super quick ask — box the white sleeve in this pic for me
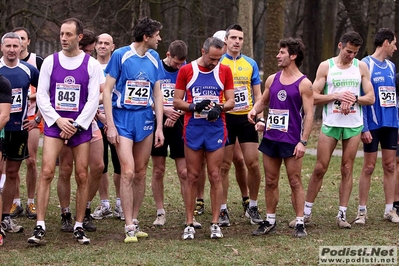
[36,55,61,127]
[74,58,101,130]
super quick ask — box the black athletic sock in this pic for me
[242,196,249,202]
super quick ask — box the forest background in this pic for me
[0,0,397,117]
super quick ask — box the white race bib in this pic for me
[161,83,175,106]
[378,86,396,107]
[55,83,81,112]
[193,95,219,119]
[124,80,150,106]
[266,109,289,132]
[230,86,249,112]
[11,88,23,113]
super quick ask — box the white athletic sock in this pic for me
[86,201,91,209]
[338,206,347,218]
[14,198,21,206]
[304,201,313,216]
[74,222,83,230]
[249,200,257,208]
[37,221,45,230]
[116,198,121,207]
[101,199,110,208]
[385,204,393,214]
[61,207,70,214]
[157,209,165,216]
[358,205,367,212]
[266,213,276,224]
[27,198,34,205]
[220,204,227,210]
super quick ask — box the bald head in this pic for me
[95,33,115,63]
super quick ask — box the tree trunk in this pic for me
[364,0,379,56]
[263,0,285,82]
[238,0,253,57]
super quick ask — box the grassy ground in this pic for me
[1,125,395,265]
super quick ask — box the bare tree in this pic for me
[238,0,253,57]
[263,0,285,81]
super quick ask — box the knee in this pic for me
[245,159,260,172]
[288,175,303,189]
[177,168,187,182]
[26,157,37,169]
[208,171,221,185]
[313,163,327,179]
[340,162,353,177]
[41,167,56,182]
[362,163,375,176]
[232,156,245,169]
[220,160,232,174]
[383,161,395,175]
[265,175,278,189]
[152,165,165,180]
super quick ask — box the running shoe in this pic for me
[252,221,276,236]
[210,224,223,239]
[242,199,250,214]
[133,222,148,238]
[194,201,204,216]
[153,213,166,226]
[218,208,231,227]
[182,225,195,240]
[10,203,23,218]
[73,227,90,244]
[336,211,351,229]
[83,212,97,232]
[124,226,138,243]
[114,205,125,221]
[384,208,399,223]
[26,203,37,219]
[192,217,202,229]
[354,210,367,225]
[292,223,307,238]
[61,212,74,232]
[91,205,113,220]
[27,225,46,245]
[1,216,23,233]
[289,214,312,228]
[245,206,263,224]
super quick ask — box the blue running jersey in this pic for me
[0,59,39,131]
[105,44,162,111]
[362,56,398,131]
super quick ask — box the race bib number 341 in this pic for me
[266,109,289,132]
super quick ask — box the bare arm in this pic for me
[358,61,375,106]
[299,79,314,142]
[248,74,274,124]
[173,89,190,111]
[252,83,263,118]
[223,88,235,112]
[0,103,10,130]
[153,80,165,148]
[103,74,118,145]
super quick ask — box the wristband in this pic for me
[256,117,265,124]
